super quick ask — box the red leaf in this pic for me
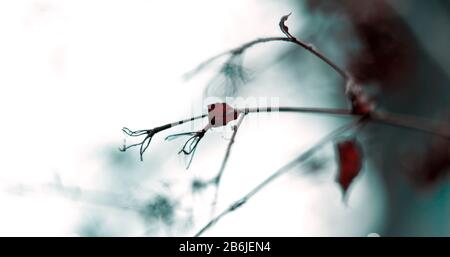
[207,103,239,127]
[336,139,363,198]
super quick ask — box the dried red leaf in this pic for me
[336,139,363,198]
[207,103,239,127]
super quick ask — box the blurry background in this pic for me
[0,0,448,236]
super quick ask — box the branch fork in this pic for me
[120,13,450,236]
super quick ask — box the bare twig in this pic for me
[184,13,349,83]
[183,37,286,80]
[242,107,450,138]
[370,112,450,137]
[242,106,352,116]
[210,112,247,217]
[194,117,368,237]
[121,107,450,161]
[120,114,207,161]
[184,36,348,81]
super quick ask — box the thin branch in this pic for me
[184,35,348,82]
[370,112,450,137]
[121,107,450,161]
[239,107,450,138]
[288,36,348,81]
[194,117,368,237]
[210,112,248,217]
[242,106,352,116]
[183,37,286,80]
[120,114,208,161]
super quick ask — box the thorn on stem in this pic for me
[279,13,295,39]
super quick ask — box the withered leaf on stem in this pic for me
[279,13,293,39]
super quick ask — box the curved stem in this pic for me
[184,36,348,82]
[287,36,349,80]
